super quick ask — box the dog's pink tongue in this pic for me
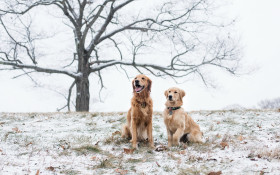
[135,87,142,92]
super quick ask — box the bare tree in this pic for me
[258,97,280,109]
[0,0,240,111]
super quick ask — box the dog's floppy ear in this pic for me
[147,78,152,92]
[132,79,135,91]
[164,90,168,97]
[180,89,186,98]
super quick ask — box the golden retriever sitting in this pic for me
[121,74,154,149]
[163,87,203,147]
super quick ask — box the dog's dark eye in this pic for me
[174,91,177,93]
[142,77,145,80]
[169,91,171,93]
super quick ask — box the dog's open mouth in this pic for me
[135,85,145,93]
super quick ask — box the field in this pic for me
[0,110,280,175]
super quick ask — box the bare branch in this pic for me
[12,70,37,79]
[0,60,79,78]
[81,0,112,46]
[67,80,76,111]
[87,0,135,54]
[159,0,204,25]
[57,104,67,112]
[108,37,123,60]
[0,0,58,15]
[63,53,77,68]
[89,59,115,65]
[54,1,78,28]
[98,18,157,44]
[56,80,76,112]
[90,60,192,78]
[97,70,105,101]
[0,17,37,64]
[65,0,78,20]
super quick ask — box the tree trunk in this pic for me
[75,75,90,111]
[75,50,90,112]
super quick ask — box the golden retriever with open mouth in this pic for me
[121,74,154,149]
[163,87,203,147]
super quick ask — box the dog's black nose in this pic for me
[168,95,172,100]
[135,80,139,84]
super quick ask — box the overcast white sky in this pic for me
[0,0,280,112]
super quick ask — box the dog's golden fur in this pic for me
[163,87,203,147]
[121,74,154,148]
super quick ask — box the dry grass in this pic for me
[96,159,112,169]
[250,146,280,160]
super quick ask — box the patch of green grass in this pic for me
[169,147,181,152]
[71,135,93,145]
[117,117,126,123]
[18,152,30,156]
[60,169,80,175]
[104,136,114,144]
[129,165,136,172]
[93,153,124,170]
[95,158,116,169]
[223,117,238,124]
[104,135,127,146]
[163,165,173,172]
[90,113,98,118]
[159,133,164,139]
[81,114,87,118]
[85,122,96,129]
[153,125,161,133]
[98,159,110,168]
[3,132,14,142]
[208,124,215,131]
[73,145,100,155]
[179,164,214,175]
[178,167,201,175]
[59,150,71,156]
[127,158,142,163]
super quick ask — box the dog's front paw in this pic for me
[150,143,155,149]
[167,143,172,148]
[172,140,180,147]
[132,143,138,149]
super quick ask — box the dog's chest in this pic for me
[140,104,149,116]
[164,110,184,131]
[132,102,151,122]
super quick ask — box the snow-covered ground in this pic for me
[0,110,280,175]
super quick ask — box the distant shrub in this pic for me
[223,104,246,110]
[258,97,280,109]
